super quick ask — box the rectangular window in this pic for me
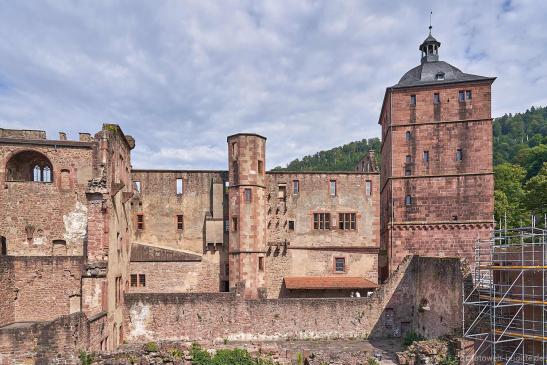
[410,94,416,106]
[130,274,137,287]
[244,188,252,203]
[456,148,463,161]
[339,213,356,230]
[258,160,263,174]
[232,217,238,232]
[176,178,183,195]
[313,213,331,230]
[423,151,429,162]
[405,155,411,163]
[405,195,412,206]
[134,181,141,193]
[177,215,184,230]
[335,258,345,272]
[137,214,144,230]
[258,257,264,271]
[278,185,286,199]
[459,91,465,102]
[365,180,372,196]
[330,180,337,196]
[433,93,440,104]
[288,220,295,231]
[293,180,299,194]
[139,274,146,287]
[405,168,411,176]
[466,90,472,100]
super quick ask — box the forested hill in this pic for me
[271,138,381,172]
[272,106,547,227]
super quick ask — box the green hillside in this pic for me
[273,106,547,227]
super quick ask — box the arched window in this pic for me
[6,150,53,182]
[405,195,412,206]
[1,236,6,255]
[33,165,42,181]
[43,166,51,182]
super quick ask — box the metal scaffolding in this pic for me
[463,222,547,364]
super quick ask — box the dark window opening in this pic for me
[405,131,411,141]
[456,148,463,161]
[139,274,146,287]
[339,213,356,230]
[221,281,229,292]
[293,180,299,194]
[232,217,238,232]
[313,213,331,230]
[258,160,263,174]
[130,274,138,287]
[177,215,184,230]
[335,257,345,272]
[466,90,472,100]
[244,188,252,203]
[405,168,412,176]
[288,220,295,231]
[410,95,416,106]
[433,93,440,104]
[459,91,465,102]
[137,214,144,230]
[423,151,429,162]
[435,72,445,80]
[1,236,6,256]
[405,195,412,206]
[258,257,264,271]
[405,155,411,163]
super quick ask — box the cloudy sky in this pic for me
[0,0,546,169]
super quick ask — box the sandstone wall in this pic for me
[124,257,464,343]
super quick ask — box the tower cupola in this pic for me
[419,26,441,64]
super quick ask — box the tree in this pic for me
[494,163,529,227]
[523,162,547,221]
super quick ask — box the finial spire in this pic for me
[429,11,432,34]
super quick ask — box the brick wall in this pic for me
[0,256,84,323]
[124,256,464,343]
[0,312,89,365]
[0,259,15,327]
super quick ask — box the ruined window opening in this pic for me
[456,148,463,161]
[459,91,465,102]
[139,274,146,287]
[329,180,337,196]
[405,155,411,163]
[405,195,412,206]
[176,178,183,195]
[244,188,252,203]
[288,220,295,231]
[232,162,239,185]
[137,214,144,230]
[423,151,429,162]
[365,180,372,196]
[335,257,345,272]
[221,281,229,292]
[134,181,141,193]
[433,93,440,104]
[232,217,238,232]
[278,185,286,199]
[258,257,264,271]
[130,274,138,287]
[258,160,263,174]
[177,215,184,230]
[410,95,416,106]
[313,213,331,230]
[1,236,6,255]
[339,213,356,230]
[6,150,53,182]
[405,131,411,141]
[232,142,238,159]
[293,180,299,194]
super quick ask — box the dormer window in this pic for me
[435,72,445,81]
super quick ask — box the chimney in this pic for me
[59,132,67,141]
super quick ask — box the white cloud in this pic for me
[0,0,545,169]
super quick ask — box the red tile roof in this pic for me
[284,276,378,290]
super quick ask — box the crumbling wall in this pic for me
[0,312,90,365]
[124,257,464,343]
[7,256,84,323]
[0,258,15,327]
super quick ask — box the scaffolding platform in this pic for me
[463,224,547,365]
